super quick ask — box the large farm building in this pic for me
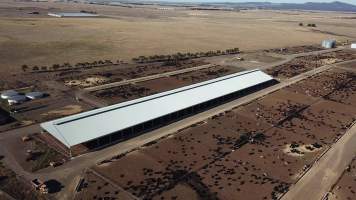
[41,69,277,156]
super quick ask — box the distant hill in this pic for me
[226,1,356,12]
[271,1,356,12]
[104,1,356,12]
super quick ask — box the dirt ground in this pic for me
[3,93,90,124]
[204,51,284,70]
[60,60,208,89]
[91,68,356,200]
[92,65,242,105]
[74,170,135,200]
[265,50,356,79]
[1,131,66,172]
[329,157,356,200]
[264,45,324,55]
[336,60,356,70]
[0,159,45,200]
[285,68,355,99]
[0,0,355,75]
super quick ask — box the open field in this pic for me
[0,0,356,74]
[91,68,356,199]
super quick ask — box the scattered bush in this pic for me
[307,23,316,27]
[132,48,240,64]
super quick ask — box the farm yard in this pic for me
[85,68,356,200]
[0,128,68,173]
[3,44,353,127]
[0,60,212,128]
[0,157,45,200]
[265,50,356,79]
[92,65,242,105]
[0,0,356,199]
[74,170,135,200]
[61,60,208,89]
[0,34,354,200]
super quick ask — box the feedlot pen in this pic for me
[82,68,356,200]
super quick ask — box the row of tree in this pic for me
[21,47,241,72]
[21,59,121,72]
[299,22,317,27]
[132,48,240,64]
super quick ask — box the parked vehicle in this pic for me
[31,179,49,194]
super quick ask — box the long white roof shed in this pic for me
[41,69,274,148]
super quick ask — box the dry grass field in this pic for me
[0,0,356,74]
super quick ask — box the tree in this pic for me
[52,64,60,70]
[63,62,72,68]
[299,22,303,26]
[32,66,39,71]
[21,64,28,72]
[98,60,104,65]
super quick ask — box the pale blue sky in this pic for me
[143,0,356,5]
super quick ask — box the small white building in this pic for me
[48,12,99,18]
[351,43,356,49]
[1,90,19,100]
[26,92,45,100]
[7,95,27,105]
[322,39,336,49]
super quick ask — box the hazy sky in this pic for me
[144,0,356,5]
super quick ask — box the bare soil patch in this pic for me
[329,157,356,200]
